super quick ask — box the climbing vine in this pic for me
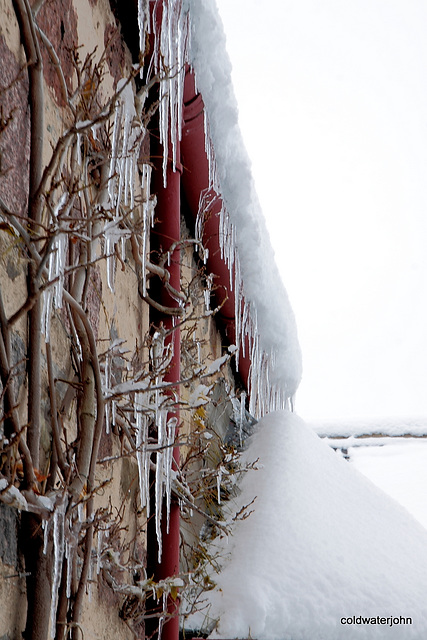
[0,2,254,639]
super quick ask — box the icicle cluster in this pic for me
[140,164,156,298]
[42,194,69,342]
[110,331,179,563]
[41,497,91,635]
[105,79,144,292]
[41,78,153,345]
[43,497,67,638]
[137,0,301,417]
[149,0,189,185]
[151,329,178,561]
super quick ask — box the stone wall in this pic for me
[0,1,244,638]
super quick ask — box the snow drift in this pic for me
[187,411,427,639]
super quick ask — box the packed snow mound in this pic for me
[189,411,427,639]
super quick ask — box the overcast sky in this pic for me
[214,0,427,421]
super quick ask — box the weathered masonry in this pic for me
[0,1,301,639]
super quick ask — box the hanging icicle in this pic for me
[49,497,67,638]
[135,392,151,516]
[42,193,70,343]
[104,79,143,292]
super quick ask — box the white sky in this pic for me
[215,0,427,421]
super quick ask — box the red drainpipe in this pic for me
[149,1,181,632]
[150,136,181,638]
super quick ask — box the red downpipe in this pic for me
[149,3,181,635]
[150,135,181,638]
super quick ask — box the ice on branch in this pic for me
[42,193,69,343]
[105,79,145,292]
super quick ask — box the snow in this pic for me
[186,0,302,413]
[186,411,427,639]
[312,415,427,438]
[349,440,427,531]
[0,478,28,511]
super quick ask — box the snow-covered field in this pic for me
[187,411,427,639]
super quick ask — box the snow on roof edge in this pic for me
[311,414,427,438]
[185,0,303,411]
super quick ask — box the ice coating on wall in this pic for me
[143,0,302,416]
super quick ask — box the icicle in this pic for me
[203,112,220,194]
[49,498,67,638]
[104,349,111,433]
[195,207,203,252]
[155,448,164,561]
[249,331,259,417]
[204,273,213,313]
[96,529,103,575]
[150,0,189,187]
[65,522,75,598]
[42,289,53,343]
[139,164,154,297]
[154,403,168,562]
[234,258,242,371]
[135,393,150,516]
[42,194,68,342]
[229,230,235,292]
[104,78,143,291]
[115,106,132,213]
[108,100,122,204]
[164,417,177,533]
[141,202,149,297]
[129,153,136,211]
[76,133,82,166]
[158,610,165,640]
[217,467,222,505]
[239,391,246,447]
[42,518,50,555]
[65,551,72,599]
[104,218,131,292]
[137,0,150,72]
